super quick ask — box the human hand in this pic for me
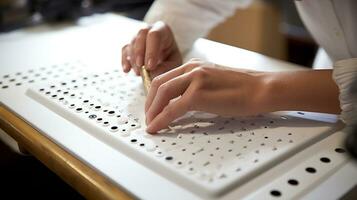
[121,21,182,77]
[145,59,272,133]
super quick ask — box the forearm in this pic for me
[261,69,341,114]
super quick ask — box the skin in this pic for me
[122,21,341,134]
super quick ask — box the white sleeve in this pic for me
[144,0,252,54]
[333,58,357,125]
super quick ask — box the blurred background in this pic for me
[0,0,318,66]
[0,0,321,199]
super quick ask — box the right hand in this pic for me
[121,21,183,78]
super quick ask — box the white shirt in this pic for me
[144,0,357,125]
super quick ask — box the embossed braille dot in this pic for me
[306,167,316,173]
[320,157,330,163]
[335,148,346,153]
[288,179,299,186]
[111,126,118,131]
[165,156,173,161]
[89,114,97,119]
[270,190,281,197]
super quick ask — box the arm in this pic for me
[145,60,342,133]
[264,69,341,114]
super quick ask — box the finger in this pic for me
[145,60,202,111]
[146,73,192,124]
[121,45,131,73]
[146,95,189,134]
[149,60,180,78]
[145,22,166,70]
[129,37,140,76]
[145,64,186,112]
[134,28,149,68]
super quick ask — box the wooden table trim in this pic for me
[0,106,133,200]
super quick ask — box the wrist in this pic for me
[255,72,282,113]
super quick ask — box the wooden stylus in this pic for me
[140,66,151,95]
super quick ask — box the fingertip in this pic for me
[134,68,140,76]
[136,55,143,68]
[146,58,155,70]
[146,123,157,134]
[146,128,156,134]
[123,67,130,73]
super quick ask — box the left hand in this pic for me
[145,59,271,133]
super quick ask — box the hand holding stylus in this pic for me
[121,21,182,78]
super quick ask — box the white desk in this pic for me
[0,14,356,200]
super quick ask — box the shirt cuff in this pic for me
[332,58,357,125]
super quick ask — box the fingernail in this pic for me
[147,58,153,69]
[123,64,128,72]
[146,124,153,133]
[136,56,142,67]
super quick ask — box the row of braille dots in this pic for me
[168,127,295,152]
[80,69,129,85]
[0,64,81,89]
[57,77,97,90]
[156,140,257,179]
[55,72,114,90]
[150,133,296,181]
[38,87,139,136]
[147,138,231,181]
[145,117,290,182]
[269,147,346,198]
[127,121,274,182]
[125,132,200,177]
